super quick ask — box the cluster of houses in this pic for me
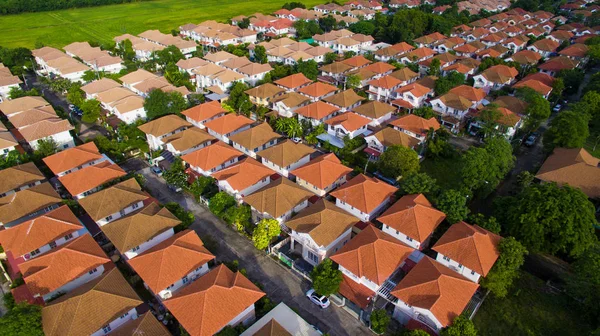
[114,30,197,61]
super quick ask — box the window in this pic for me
[443,256,451,262]
[102,325,112,333]
[132,246,140,252]
[88,268,98,275]
[63,144,69,149]
[406,236,413,242]
[120,312,129,319]
[458,264,463,269]
[49,241,57,249]
[105,215,113,222]
[30,249,41,257]
[307,250,319,263]
[64,233,73,241]
[131,202,139,210]
[182,276,189,284]
[471,270,476,275]
[120,209,126,216]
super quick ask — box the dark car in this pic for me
[524,132,539,147]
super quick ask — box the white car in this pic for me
[291,137,302,143]
[306,289,330,309]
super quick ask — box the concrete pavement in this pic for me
[136,165,372,336]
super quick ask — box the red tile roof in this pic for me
[330,174,397,214]
[291,153,353,189]
[43,142,103,175]
[211,157,275,193]
[182,101,227,123]
[203,114,254,136]
[181,141,242,172]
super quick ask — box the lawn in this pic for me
[473,272,592,336]
[0,0,324,49]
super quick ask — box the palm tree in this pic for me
[274,117,287,134]
[287,119,303,138]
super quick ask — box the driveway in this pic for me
[136,165,372,336]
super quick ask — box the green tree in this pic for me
[189,176,215,201]
[345,74,361,90]
[143,89,187,120]
[310,259,343,296]
[567,244,600,324]
[252,218,281,250]
[34,138,58,157]
[66,82,85,107]
[557,69,584,95]
[0,303,43,336]
[164,202,195,232]
[0,150,29,169]
[82,70,98,82]
[497,183,598,258]
[209,192,236,218]
[434,71,465,95]
[480,237,528,298]
[412,106,436,119]
[428,57,441,76]
[8,87,40,99]
[436,189,470,224]
[468,213,501,234]
[370,309,390,334]
[461,137,514,194]
[544,110,590,151]
[225,204,252,231]
[324,52,338,64]
[294,20,323,39]
[478,104,503,137]
[80,98,101,123]
[399,172,438,196]
[400,330,431,336]
[226,81,252,115]
[154,45,185,68]
[440,314,477,336]
[253,45,268,64]
[295,59,319,80]
[49,78,73,93]
[238,17,250,29]
[378,145,420,179]
[163,158,188,189]
[516,88,551,130]
[319,15,338,32]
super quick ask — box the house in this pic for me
[128,230,214,300]
[319,62,354,84]
[330,225,414,312]
[538,56,579,76]
[212,158,275,200]
[473,65,518,91]
[274,73,313,92]
[245,83,286,106]
[367,75,403,101]
[389,114,441,142]
[292,153,353,196]
[513,77,552,98]
[389,68,419,86]
[390,256,479,334]
[0,162,45,198]
[19,234,111,303]
[257,139,315,177]
[182,141,244,176]
[448,85,487,107]
[505,49,542,66]
[527,39,560,59]
[163,265,265,336]
[285,199,357,265]
[120,69,158,90]
[112,96,147,124]
[138,114,192,151]
[230,122,280,158]
[0,96,47,117]
[391,83,433,111]
[0,182,62,227]
[0,64,22,99]
[58,161,126,199]
[352,101,396,127]
[322,89,364,112]
[17,115,75,151]
[430,93,472,130]
[109,312,170,335]
[240,303,322,336]
[364,127,420,158]
[0,205,85,279]
[271,92,311,118]
[378,194,446,250]
[41,268,142,336]
[295,101,340,126]
[238,63,273,86]
[323,112,370,146]
[433,221,502,283]
[242,178,313,224]
[535,147,600,199]
[298,82,339,102]
[162,127,216,156]
[78,178,149,227]
[330,174,397,222]
[43,142,108,177]
[559,43,590,62]
[0,125,18,155]
[203,113,254,144]
[182,100,227,129]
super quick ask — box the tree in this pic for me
[428,58,441,76]
[478,104,503,137]
[143,89,187,120]
[189,176,215,201]
[49,78,73,93]
[345,74,361,90]
[252,218,281,250]
[0,303,43,336]
[544,110,590,151]
[436,189,470,224]
[34,138,58,157]
[225,81,252,115]
[164,202,195,232]
[497,183,598,258]
[434,71,465,95]
[0,150,29,169]
[400,330,431,336]
[440,314,477,336]
[349,20,376,36]
[80,98,101,123]
[412,106,436,119]
[253,45,268,64]
[324,52,338,64]
[225,205,252,231]
[319,15,338,32]
[209,192,236,218]
[163,158,188,189]
[0,47,32,75]
[378,145,420,179]
[516,88,551,130]
[461,137,515,194]
[238,17,250,29]
[294,20,323,40]
[282,2,306,10]
[310,259,343,296]
[295,59,319,80]
[369,309,390,334]
[9,87,40,99]
[66,83,85,107]
[399,172,438,196]
[480,237,528,298]
[154,45,185,68]
[557,69,584,95]
[82,70,98,82]
[468,213,501,234]
[567,245,600,324]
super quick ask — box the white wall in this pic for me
[261,154,310,178]
[392,300,442,334]
[382,224,422,250]
[339,264,381,293]
[291,228,351,266]
[123,228,175,260]
[90,307,138,336]
[435,253,481,283]
[22,229,83,261]
[41,264,105,302]
[218,177,271,201]
[335,197,390,222]
[0,180,43,198]
[96,200,144,226]
[114,107,147,125]
[30,131,74,151]
[155,262,210,300]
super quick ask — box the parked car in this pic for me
[553,104,562,113]
[151,166,163,176]
[168,184,183,193]
[306,289,330,309]
[68,104,75,111]
[291,137,302,143]
[524,132,539,147]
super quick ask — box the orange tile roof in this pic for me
[291,153,352,189]
[536,147,600,198]
[43,142,103,175]
[285,199,358,246]
[390,68,419,82]
[331,225,413,285]
[330,174,397,214]
[367,75,402,90]
[394,83,431,98]
[297,82,339,98]
[78,178,148,222]
[203,113,254,136]
[274,73,313,89]
[559,43,589,58]
[482,64,518,83]
[391,256,479,327]
[20,234,110,296]
[371,128,421,149]
[338,274,375,309]
[532,38,559,52]
[513,79,552,96]
[244,83,286,99]
[378,194,446,242]
[211,158,275,193]
[448,85,487,102]
[181,101,227,123]
[295,101,339,120]
[390,114,440,137]
[58,161,126,196]
[324,112,371,132]
[163,265,264,336]
[362,61,396,74]
[128,230,214,294]
[352,101,395,120]
[181,141,242,171]
[433,221,502,276]
[341,55,372,68]
[538,56,578,72]
[0,205,82,257]
[109,312,170,336]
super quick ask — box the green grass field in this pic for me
[0,0,324,49]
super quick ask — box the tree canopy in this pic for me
[480,237,528,298]
[440,314,477,336]
[80,98,101,123]
[209,192,237,218]
[378,145,420,179]
[435,189,470,224]
[399,172,439,196]
[0,303,43,336]
[295,59,319,80]
[516,87,551,130]
[163,158,188,189]
[434,71,465,95]
[252,218,281,250]
[461,137,515,194]
[567,244,600,326]
[543,110,590,151]
[310,259,343,296]
[143,89,187,120]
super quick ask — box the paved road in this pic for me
[131,162,371,336]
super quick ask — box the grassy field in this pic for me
[473,272,592,336]
[0,0,324,49]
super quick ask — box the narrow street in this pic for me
[127,161,372,336]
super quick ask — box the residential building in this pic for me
[138,114,192,151]
[0,64,22,99]
[108,312,170,335]
[128,230,214,300]
[295,101,340,126]
[433,221,502,283]
[271,92,311,118]
[163,265,265,336]
[182,100,227,129]
[389,114,441,142]
[473,64,519,91]
[120,69,158,90]
[257,139,315,177]
[100,202,180,259]
[0,125,18,155]
[364,127,420,158]
[212,158,275,200]
[245,83,286,106]
[240,303,321,336]
[0,162,45,198]
[323,112,371,146]
[274,73,313,92]
[527,39,560,59]
[43,142,109,177]
[292,153,352,196]
[182,140,243,176]
[58,162,126,199]
[330,174,397,222]
[378,194,446,250]
[41,268,142,336]
[0,182,62,227]
[242,178,313,224]
[298,82,339,102]
[367,75,403,102]
[538,56,579,76]
[229,123,280,159]
[322,89,364,112]
[469,106,522,139]
[162,127,216,156]
[203,113,254,144]
[79,178,148,226]
[285,199,357,265]
[352,101,396,127]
